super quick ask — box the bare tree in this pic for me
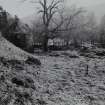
[59,7,85,47]
[65,11,98,47]
[22,0,65,51]
[84,12,98,44]
[31,18,44,46]
[38,0,65,51]
[31,6,85,49]
[99,15,105,47]
[22,0,87,51]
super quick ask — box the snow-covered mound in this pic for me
[0,33,40,62]
[0,33,42,105]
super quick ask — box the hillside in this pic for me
[0,33,42,105]
[0,33,40,61]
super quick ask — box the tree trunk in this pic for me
[43,34,48,52]
[66,40,69,48]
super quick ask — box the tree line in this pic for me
[0,0,105,53]
[0,6,33,52]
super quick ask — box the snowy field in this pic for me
[37,50,105,105]
[1,42,105,105]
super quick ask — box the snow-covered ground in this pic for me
[1,34,105,105]
[37,50,105,105]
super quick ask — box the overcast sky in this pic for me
[0,0,105,18]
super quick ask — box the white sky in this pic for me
[0,0,105,18]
